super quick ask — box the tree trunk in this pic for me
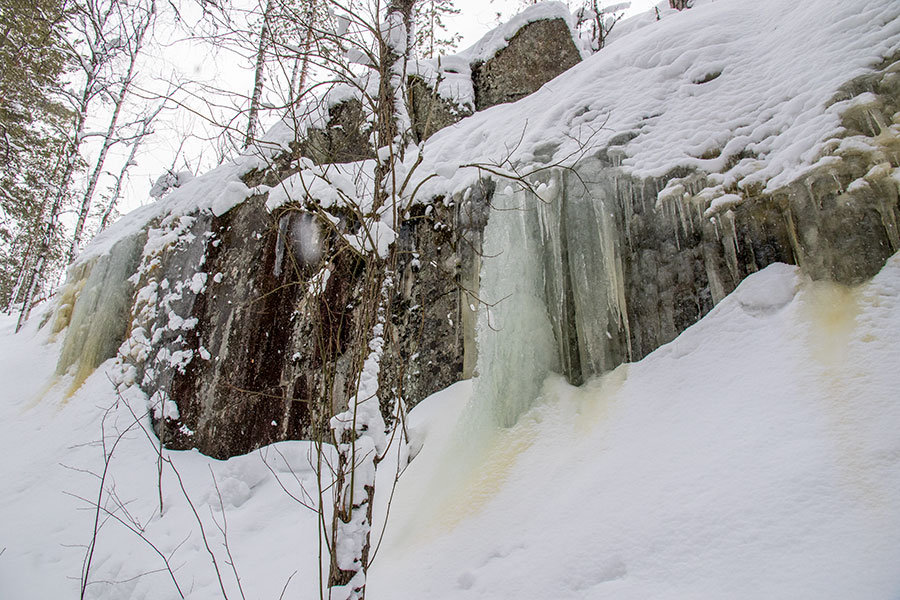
[244,0,274,149]
[99,131,139,231]
[68,2,153,260]
[67,77,129,260]
[373,0,415,212]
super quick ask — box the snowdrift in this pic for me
[3,253,900,599]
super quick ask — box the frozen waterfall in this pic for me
[469,163,638,430]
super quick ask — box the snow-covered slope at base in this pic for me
[368,258,900,600]
[2,256,900,598]
[0,310,326,599]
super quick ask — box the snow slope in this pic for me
[3,0,900,598]
[0,308,327,599]
[410,0,900,203]
[369,258,900,599]
[3,257,900,598]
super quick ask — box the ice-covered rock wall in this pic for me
[46,0,900,458]
[44,10,578,458]
[472,49,900,406]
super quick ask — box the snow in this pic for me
[456,1,578,64]
[368,257,900,600]
[6,254,900,598]
[74,157,258,266]
[407,0,900,203]
[410,55,475,111]
[4,1,900,598]
[0,308,329,599]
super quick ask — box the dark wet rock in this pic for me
[120,182,492,458]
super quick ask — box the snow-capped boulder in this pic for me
[471,16,582,110]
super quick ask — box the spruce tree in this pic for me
[0,0,74,308]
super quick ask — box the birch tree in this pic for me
[98,99,167,231]
[244,0,275,148]
[16,0,156,328]
[280,1,419,597]
[68,0,156,261]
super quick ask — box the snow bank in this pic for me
[0,309,328,599]
[5,253,900,598]
[368,256,900,600]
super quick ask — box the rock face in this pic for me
[471,18,582,111]
[64,178,490,459]
[407,75,473,143]
[48,19,900,459]
[48,13,584,459]
[299,99,373,164]
[300,16,582,151]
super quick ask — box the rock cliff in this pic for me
[48,0,900,458]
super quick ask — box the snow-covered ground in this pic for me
[3,0,900,597]
[3,255,900,599]
[0,308,325,599]
[370,258,900,599]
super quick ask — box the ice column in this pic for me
[55,232,145,392]
[470,183,559,428]
[562,167,632,381]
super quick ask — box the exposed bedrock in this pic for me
[48,45,900,459]
[71,184,489,459]
[471,18,582,111]
[298,15,581,159]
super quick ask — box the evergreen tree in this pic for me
[0,0,74,307]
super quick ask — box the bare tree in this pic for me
[69,0,157,261]
[244,0,275,148]
[98,99,167,230]
[574,1,628,52]
[17,0,156,329]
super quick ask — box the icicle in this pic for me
[804,178,820,210]
[877,190,900,252]
[721,209,740,283]
[783,207,805,271]
[537,172,580,383]
[562,170,632,380]
[831,171,845,194]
